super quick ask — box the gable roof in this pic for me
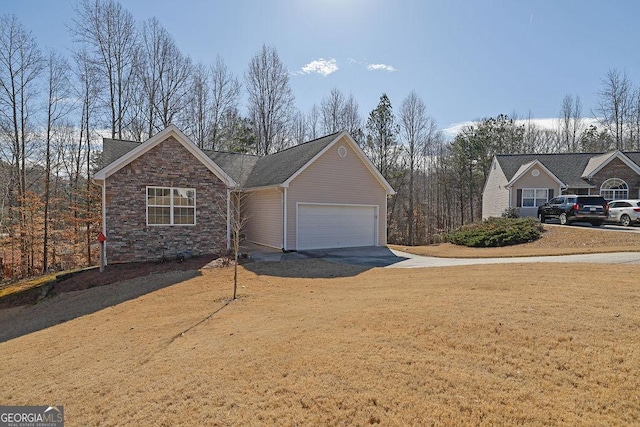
[93,124,237,187]
[507,159,566,188]
[280,131,395,194]
[581,151,640,178]
[496,151,640,189]
[242,132,340,188]
[95,127,395,194]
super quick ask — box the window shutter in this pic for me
[549,189,554,200]
[516,189,522,207]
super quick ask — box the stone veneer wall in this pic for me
[592,157,640,197]
[104,136,227,262]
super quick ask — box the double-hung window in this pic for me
[147,187,195,225]
[522,188,548,207]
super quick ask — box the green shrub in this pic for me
[447,217,544,247]
[501,207,520,218]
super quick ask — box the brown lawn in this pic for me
[391,224,640,258]
[1,256,639,425]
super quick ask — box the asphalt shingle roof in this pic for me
[101,138,142,167]
[100,132,342,189]
[241,132,340,188]
[496,151,640,189]
[205,151,259,186]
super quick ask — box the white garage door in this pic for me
[297,204,377,250]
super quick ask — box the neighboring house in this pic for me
[482,150,640,219]
[93,125,395,263]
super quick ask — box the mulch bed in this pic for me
[0,254,218,309]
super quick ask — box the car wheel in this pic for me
[621,214,631,227]
[538,213,546,223]
[559,213,568,225]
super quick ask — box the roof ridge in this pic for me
[262,131,342,157]
[205,149,259,157]
[103,137,142,144]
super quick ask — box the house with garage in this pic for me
[482,150,640,219]
[93,125,395,263]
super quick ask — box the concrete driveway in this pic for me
[244,244,640,268]
[544,221,640,234]
[385,249,640,268]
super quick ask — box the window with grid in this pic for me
[522,188,549,207]
[600,178,628,201]
[147,187,195,225]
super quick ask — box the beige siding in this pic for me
[285,136,388,249]
[511,167,560,217]
[482,159,509,219]
[244,188,283,248]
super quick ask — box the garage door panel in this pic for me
[298,204,376,250]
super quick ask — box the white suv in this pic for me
[607,199,640,226]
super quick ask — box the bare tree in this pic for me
[320,88,345,134]
[343,93,363,143]
[228,190,250,300]
[43,49,73,272]
[399,91,434,245]
[73,48,100,265]
[558,94,584,152]
[71,0,138,139]
[290,109,308,145]
[319,89,362,140]
[523,117,559,154]
[137,17,163,138]
[136,17,192,133]
[596,69,633,150]
[628,88,640,149]
[307,104,320,140]
[210,56,241,150]
[155,41,191,129]
[0,14,43,275]
[182,63,211,148]
[245,45,294,155]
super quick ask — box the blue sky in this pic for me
[4,0,640,137]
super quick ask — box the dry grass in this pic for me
[0,269,85,299]
[1,259,639,426]
[391,224,640,258]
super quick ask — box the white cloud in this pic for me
[442,121,477,138]
[367,63,397,72]
[442,117,600,139]
[297,58,338,77]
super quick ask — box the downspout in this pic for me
[282,187,287,250]
[383,195,387,246]
[102,182,107,265]
[226,189,231,250]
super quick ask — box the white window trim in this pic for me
[146,186,196,226]
[600,178,628,201]
[521,188,549,208]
